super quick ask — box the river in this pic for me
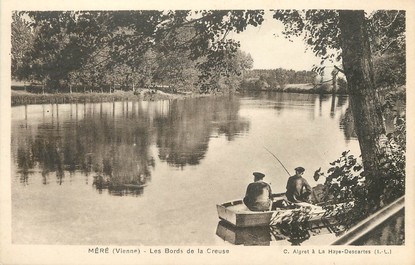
[11,92,361,246]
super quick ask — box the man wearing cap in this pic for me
[286,167,312,203]
[243,172,273,211]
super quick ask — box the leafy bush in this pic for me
[377,116,405,205]
[314,116,406,228]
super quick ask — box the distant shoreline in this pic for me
[11,88,349,106]
[11,89,195,106]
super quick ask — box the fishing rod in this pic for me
[263,146,291,177]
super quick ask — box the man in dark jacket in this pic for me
[243,172,273,211]
[286,167,312,203]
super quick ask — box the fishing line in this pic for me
[263,146,292,177]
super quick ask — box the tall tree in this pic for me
[273,10,405,208]
[337,11,387,204]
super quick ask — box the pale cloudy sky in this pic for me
[230,15,323,71]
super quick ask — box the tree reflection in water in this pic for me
[17,146,34,185]
[12,97,249,195]
[155,96,249,168]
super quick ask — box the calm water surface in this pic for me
[11,92,360,245]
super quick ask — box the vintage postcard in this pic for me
[1,0,414,264]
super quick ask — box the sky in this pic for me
[229,15,324,72]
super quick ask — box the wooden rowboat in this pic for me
[216,193,329,227]
[216,218,342,245]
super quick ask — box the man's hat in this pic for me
[295,167,305,173]
[253,172,265,179]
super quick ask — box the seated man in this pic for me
[286,166,312,203]
[243,172,272,211]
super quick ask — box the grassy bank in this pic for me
[11,89,190,106]
[241,83,348,94]
[278,83,336,94]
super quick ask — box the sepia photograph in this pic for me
[1,1,414,264]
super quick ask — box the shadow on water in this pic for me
[155,96,249,168]
[13,94,397,197]
[12,96,250,196]
[243,91,349,124]
[93,175,147,197]
[216,218,345,246]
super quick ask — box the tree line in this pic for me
[241,68,319,91]
[11,11,257,94]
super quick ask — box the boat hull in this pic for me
[216,196,327,227]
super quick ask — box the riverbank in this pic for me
[11,89,193,106]
[241,83,347,94]
[12,85,344,106]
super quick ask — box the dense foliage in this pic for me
[12,10,404,95]
[241,68,318,90]
[313,113,405,227]
[11,10,259,93]
[370,11,406,94]
[272,10,405,83]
